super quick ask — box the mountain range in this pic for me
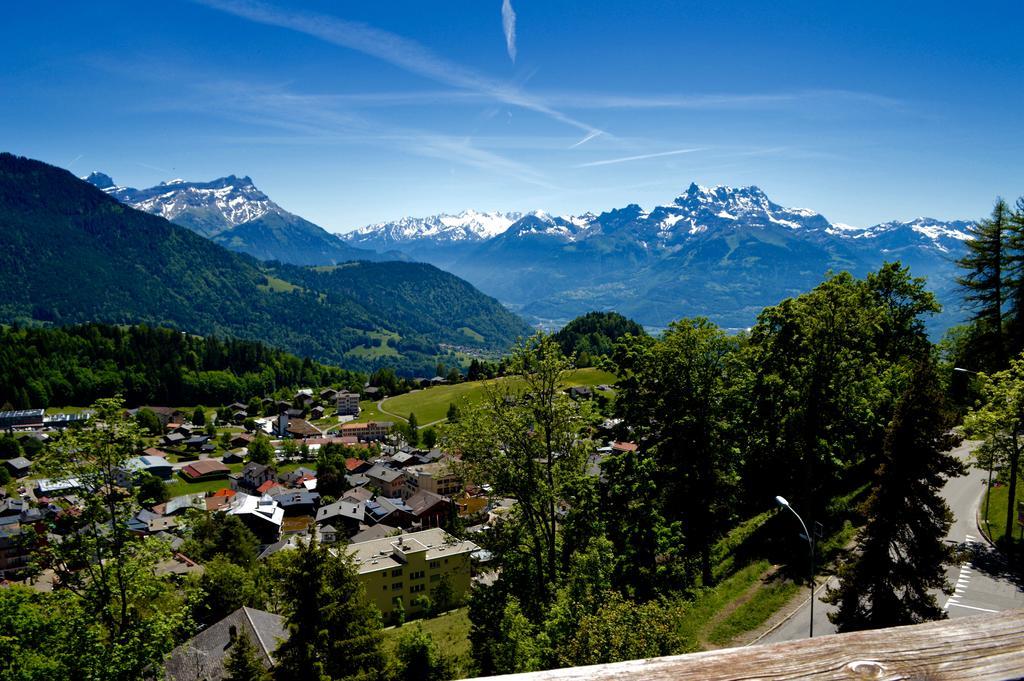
[1,153,530,375]
[84,172,396,266]
[342,184,973,332]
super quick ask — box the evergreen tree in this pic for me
[1005,196,1024,355]
[446,403,460,423]
[407,412,419,447]
[391,624,456,681]
[273,538,385,681]
[225,631,269,681]
[192,406,207,426]
[825,361,964,631]
[956,198,1011,370]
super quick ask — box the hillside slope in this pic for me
[0,154,530,373]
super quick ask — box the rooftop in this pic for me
[346,527,478,575]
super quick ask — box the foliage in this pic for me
[273,538,386,681]
[611,318,740,588]
[0,153,530,378]
[737,264,938,528]
[826,360,964,631]
[962,355,1024,550]
[248,433,274,466]
[0,322,362,408]
[31,398,187,679]
[956,198,1011,370]
[390,624,457,681]
[225,631,271,681]
[180,511,261,567]
[136,471,170,506]
[552,311,645,365]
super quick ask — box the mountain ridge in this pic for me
[85,171,396,266]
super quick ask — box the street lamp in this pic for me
[776,495,815,638]
[953,367,980,375]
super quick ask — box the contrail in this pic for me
[501,0,517,63]
[575,147,703,168]
[570,130,603,148]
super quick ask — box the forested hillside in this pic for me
[0,324,363,408]
[0,154,530,375]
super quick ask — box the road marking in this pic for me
[947,602,998,613]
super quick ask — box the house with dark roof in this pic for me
[315,499,365,536]
[406,489,455,529]
[272,489,320,516]
[163,607,288,681]
[285,418,321,439]
[236,462,275,492]
[4,456,31,479]
[365,497,415,528]
[365,463,406,497]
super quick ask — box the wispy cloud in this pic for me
[67,153,83,167]
[575,147,704,168]
[570,130,603,148]
[194,0,601,135]
[542,89,906,111]
[501,0,517,63]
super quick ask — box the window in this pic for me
[383,585,388,590]
[392,582,403,591]
[410,570,425,580]
[391,568,403,577]
[410,584,425,593]
[429,560,440,569]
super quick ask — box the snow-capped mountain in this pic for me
[345,209,524,247]
[85,173,387,266]
[343,183,973,333]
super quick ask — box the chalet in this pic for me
[127,508,176,535]
[236,462,275,492]
[271,489,320,516]
[320,388,339,401]
[231,410,248,424]
[340,420,393,442]
[345,458,372,475]
[319,497,372,532]
[163,432,186,447]
[285,418,322,439]
[133,406,186,429]
[228,493,284,543]
[365,497,415,528]
[221,450,245,464]
[184,435,210,451]
[365,463,406,497]
[227,402,248,413]
[362,386,381,400]
[180,460,229,481]
[335,390,361,416]
[406,489,454,528]
[309,405,325,420]
[163,607,288,681]
[4,456,31,479]
[231,433,255,448]
[281,467,316,486]
[403,461,461,498]
[274,400,292,413]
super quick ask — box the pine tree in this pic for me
[225,632,268,681]
[273,539,385,681]
[407,412,419,446]
[825,361,965,631]
[956,198,1011,370]
[1004,197,1024,355]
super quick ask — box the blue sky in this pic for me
[3,1,1022,231]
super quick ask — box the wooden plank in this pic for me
[463,609,1024,681]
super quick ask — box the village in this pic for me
[0,376,625,678]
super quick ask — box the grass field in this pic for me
[982,482,1024,548]
[165,476,232,497]
[352,400,391,423]
[383,607,472,674]
[378,367,618,424]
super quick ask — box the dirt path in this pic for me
[699,565,779,650]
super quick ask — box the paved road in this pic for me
[760,439,1024,644]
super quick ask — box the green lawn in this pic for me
[982,482,1024,548]
[165,476,232,498]
[378,367,618,425]
[383,607,472,674]
[353,400,391,424]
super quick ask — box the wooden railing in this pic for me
[463,609,1024,680]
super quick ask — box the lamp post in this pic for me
[776,495,815,638]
